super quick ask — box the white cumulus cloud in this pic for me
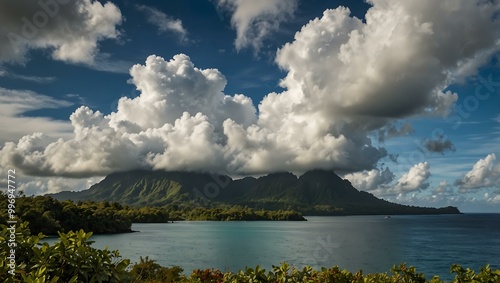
[343,167,395,192]
[456,154,500,191]
[217,0,298,53]
[0,0,122,64]
[0,54,257,177]
[395,162,431,193]
[344,163,430,196]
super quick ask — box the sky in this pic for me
[0,0,499,212]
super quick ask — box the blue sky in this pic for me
[0,0,499,212]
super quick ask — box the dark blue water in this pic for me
[45,214,500,279]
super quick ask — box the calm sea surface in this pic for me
[46,214,500,279]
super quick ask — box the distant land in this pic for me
[49,169,460,215]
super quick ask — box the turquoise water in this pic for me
[45,214,500,279]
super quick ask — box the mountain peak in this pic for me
[49,170,460,215]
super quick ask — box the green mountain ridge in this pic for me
[49,169,460,215]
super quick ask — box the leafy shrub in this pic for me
[0,222,130,283]
[449,264,500,283]
[129,256,183,283]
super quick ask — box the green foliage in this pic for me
[169,263,500,283]
[115,205,170,223]
[129,256,183,283]
[189,268,226,282]
[0,222,130,283]
[0,223,498,283]
[0,193,174,235]
[450,264,500,283]
[167,205,305,221]
[390,264,427,283]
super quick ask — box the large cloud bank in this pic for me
[1,0,499,179]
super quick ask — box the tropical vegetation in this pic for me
[0,193,305,235]
[1,222,498,283]
[169,205,305,221]
[49,169,460,216]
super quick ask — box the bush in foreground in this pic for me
[1,223,499,283]
[0,222,130,282]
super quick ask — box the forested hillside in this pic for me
[50,169,460,215]
[0,193,305,235]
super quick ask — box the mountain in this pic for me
[49,169,460,215]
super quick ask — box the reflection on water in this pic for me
[44,214,500,280]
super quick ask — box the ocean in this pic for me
[45,214,500,280]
